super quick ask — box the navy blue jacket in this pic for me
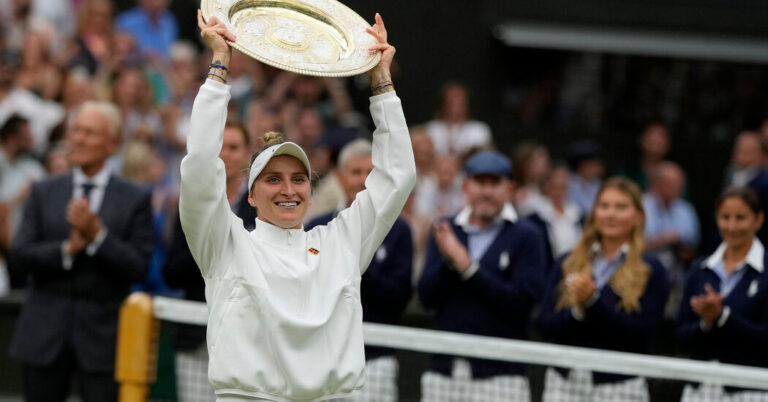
[418,216,546,378]
[676,256,768,370]
[538,253,669,383]
[748,170,768,245]
[307,212,413,360]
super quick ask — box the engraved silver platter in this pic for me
[200,0,381,77]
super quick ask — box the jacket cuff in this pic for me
[461,261,480,280]
[369,91,398,103]
[716,306,731,328]
[571,307,585,321]
[204,78,230,91]
[61,242,73,270]
[85,228,108,256]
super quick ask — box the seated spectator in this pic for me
[307,139,413,402]
[539,177,669,402]
[113,67,163,144]
[512,141,550,216]
[245,99,282,152]
[643,161,700,317]
[163,121,255,402]
[566,139,604,217]
[17,29,62,100]
[527,164,583,271]
[620,122,671,190]
[291,106,332,179]
[304,127,360,222]
[414,154,465,222]
[426,82,492,158]
[411,125,436,179]
[115,0,178,62]
[677,187,768,402]
[44,142,70,175]
[419,151,546,402]
[0,115,45,239]
[65,0,114,74]
[725,131,768,245]
[0,0,32,50]
[0,48,65,155]
[60,68,96,113]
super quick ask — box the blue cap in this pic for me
[464,151,512,177]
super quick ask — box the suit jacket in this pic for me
[8,173,153,372]
[418,216,546,378]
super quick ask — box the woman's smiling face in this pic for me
[248,155,311,229]
[717,196,764,250]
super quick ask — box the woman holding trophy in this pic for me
[179,7,415,401]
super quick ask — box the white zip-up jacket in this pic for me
[179,79,415,401]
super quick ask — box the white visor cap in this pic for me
[247,141,312,191]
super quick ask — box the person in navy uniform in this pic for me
[306,138,413,402]
[677,187,768,402]
[538,177,669,402]
[418,150,546,402]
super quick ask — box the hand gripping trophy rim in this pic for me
[200,0,382,77]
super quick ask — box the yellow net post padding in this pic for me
[115,292,159,402]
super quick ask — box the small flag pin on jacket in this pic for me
[308,248,320,255]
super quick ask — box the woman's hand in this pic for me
[366,13,395,94]
[566,272,597,305]
[197,9,236,73]
[691,283,724,327]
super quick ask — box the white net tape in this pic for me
[152,296,768,392]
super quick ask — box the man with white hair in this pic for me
[307,138,414,402]
[8,101,153,401]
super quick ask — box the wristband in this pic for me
[207,72,227,83]
[371,82,393,93]
[209,63,229,72]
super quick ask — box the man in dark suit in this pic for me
[8,101,153,401]
[306,138,413,402]
[418,150,546,402]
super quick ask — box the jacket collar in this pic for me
[73,165,110,188]
[590,242,629,260]
[705,237,764,273]
[454,202,518,231]
[254,218,306,247]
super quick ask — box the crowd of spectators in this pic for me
[0,0,767,400]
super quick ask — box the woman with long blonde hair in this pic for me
[539,177,669,402]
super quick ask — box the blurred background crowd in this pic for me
[0,0,767,399]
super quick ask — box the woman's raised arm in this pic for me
[178,11,238,277]
[324,14,416,273]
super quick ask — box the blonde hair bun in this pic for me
[262,131,285,147]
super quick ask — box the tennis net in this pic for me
[118,294,768,402]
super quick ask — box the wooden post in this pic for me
[115,292,159,402]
